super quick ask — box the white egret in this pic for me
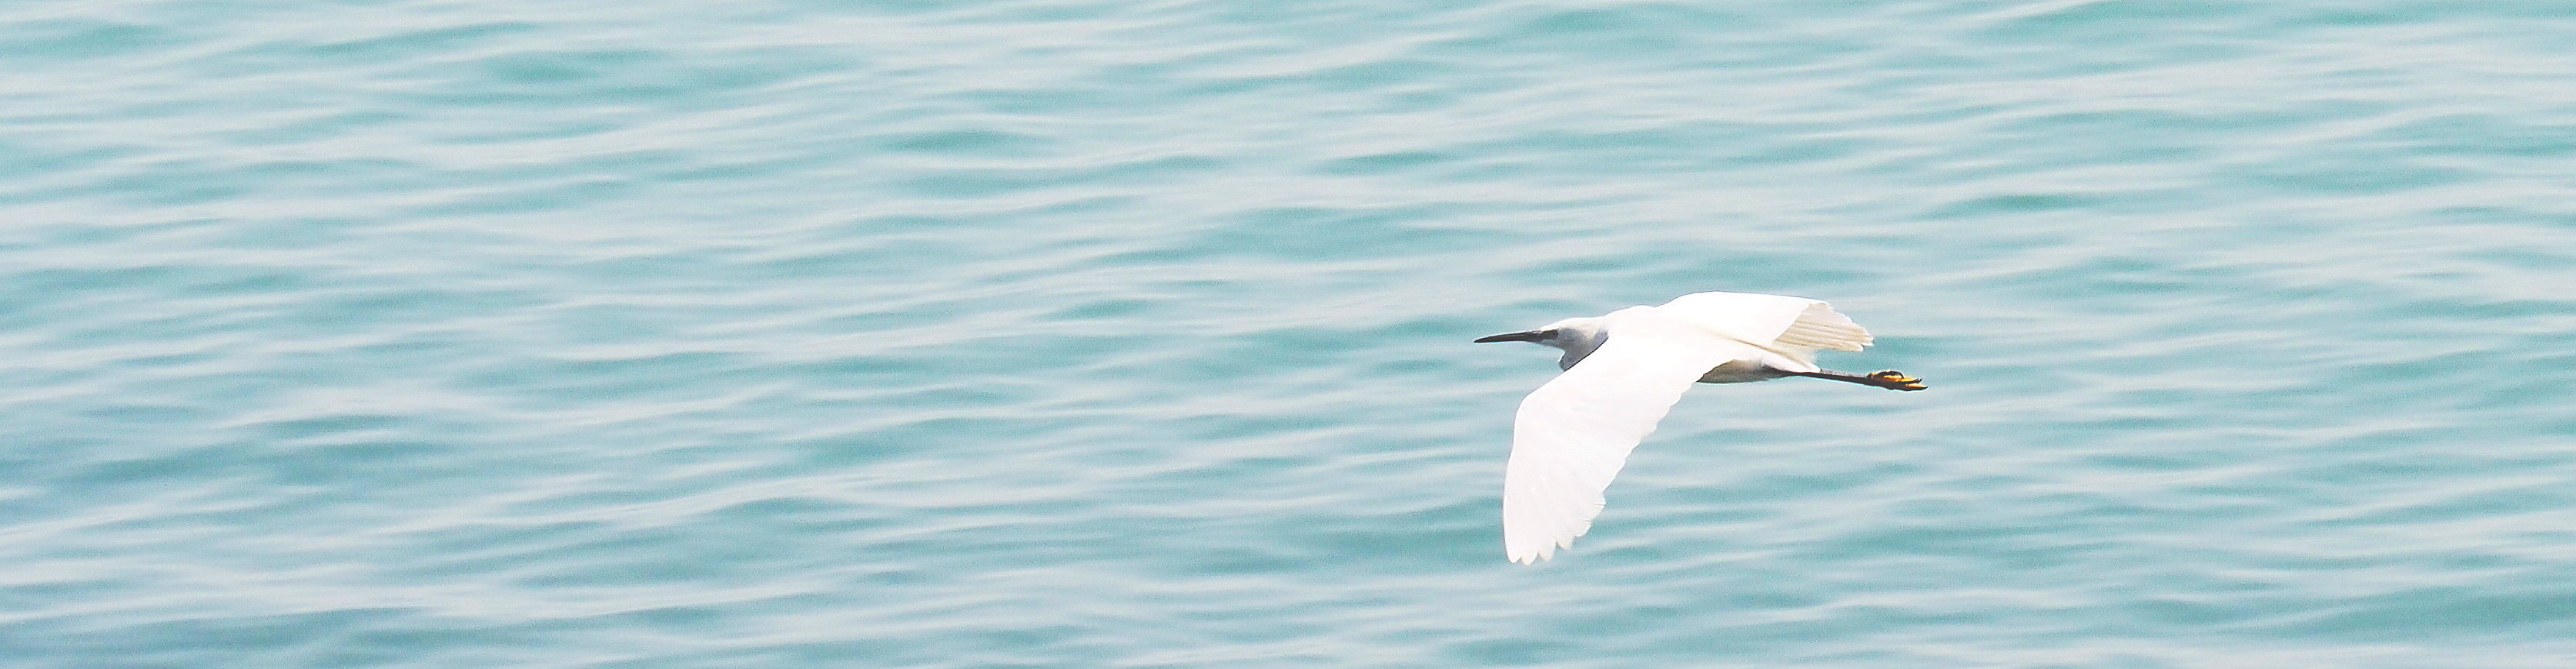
[1474,291,1923,564]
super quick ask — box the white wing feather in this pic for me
[1654,292,1872,370]
[1501,306,1767,564]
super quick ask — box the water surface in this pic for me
[4,1,2574,667]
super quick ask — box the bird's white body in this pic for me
[1481,291,1890,564]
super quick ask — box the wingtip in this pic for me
[1504,541,1554,564]
[1505,537,1567,564]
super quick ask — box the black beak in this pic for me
[1474,330,1547,343]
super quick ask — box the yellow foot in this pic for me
[1869,370,1926,391]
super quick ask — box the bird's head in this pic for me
[1473,317,1603,350]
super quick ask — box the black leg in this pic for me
[1788,369,1926,391]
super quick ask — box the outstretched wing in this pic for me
[1502,306,1765,564]
[1654,291,1872,371]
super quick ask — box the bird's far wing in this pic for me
[1654,292,1872,370]
[1503,306,1765,564]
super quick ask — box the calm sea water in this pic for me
[5,1,2574,667]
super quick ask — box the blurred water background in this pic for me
[4,1,2574,667]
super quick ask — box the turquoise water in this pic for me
[5,1,2575,666]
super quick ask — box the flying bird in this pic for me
[1474,291,1923,564]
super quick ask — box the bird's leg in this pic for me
[1788,369,1926,391]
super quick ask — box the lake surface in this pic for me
[5,1,2574,667]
